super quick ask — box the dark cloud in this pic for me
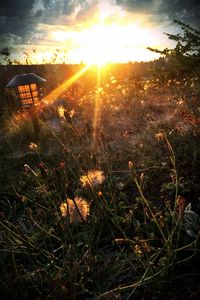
[0,0,37,45]
[34,9,44,18]
[63,0,77,15]
[116,0,155,11]
[42,0,81,17]
[115,0,200,28]
[161,0,200,28]
[0,0,35,17]
[0,0,67,46]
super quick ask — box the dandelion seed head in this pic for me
[96,87,104,94]
[35,184,48,195]
[122,88,126,95]
[134,244,142,255]
[134,240,151,255]
[29,142,38,150]
[128,161,134,169]
[155,132,164,141]
[57,106,65,118]
[69,109,75,118]
[117,182,124,190]
[140,173,145,183]
[110,76,117,84]
[60,197,89,223]
[80,170,105,188]
[17,195,28,203]
[60,202,68,217]
[59,160,65,169]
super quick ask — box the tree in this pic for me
[148,20,200,75]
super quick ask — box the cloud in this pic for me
[115,0,172,15]
[0,0,199,63]
[0,0,35,17]
[1,0,199,41]
[0,0,72,48]
[115,0,200,28]
[0,0,37,46]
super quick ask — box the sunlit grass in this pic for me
[42,64,90,106]
[0,65,200,300]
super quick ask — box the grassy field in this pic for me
[0,63,200,299]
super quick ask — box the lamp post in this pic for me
[6,73,46,134]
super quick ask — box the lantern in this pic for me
[6,73,46,134]
[6,73,46,109]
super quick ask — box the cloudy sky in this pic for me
[0,0,199,64]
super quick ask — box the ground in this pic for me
[0,63,200,299]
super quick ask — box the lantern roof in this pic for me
[6,73,46,88]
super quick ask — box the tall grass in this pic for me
[0,73,200,299]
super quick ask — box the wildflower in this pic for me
[35,184,48,195]
[123,131,134,138]
[176,196,187,220]
[60,202,67,217]
[134,244,142,255]
[146,113,154,122]
[159,214,165,228]
[110,76,117,84]
[177,99,184,105]
[38,162,48,177]
[80,170,105,188]
[69,109,75,118]
[60,197,89,223]
[29,142,38,150]
[59,160,65,169]
[17,195,28,203]
[14,114,20,121]
[155,132,164,141]
[96,87,104,94]
[57,106,65,118]
[121,88,126,95]
[170,173,176,183]
[63,146,69,153]
[134,239,151,256]
[117,182,124,190]
[140,173,145,183]
[128,161,134,170]
[138,143,144,149]
[38,162,48,171]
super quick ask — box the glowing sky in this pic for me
[0,0,199,64]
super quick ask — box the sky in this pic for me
[0,0,200,64]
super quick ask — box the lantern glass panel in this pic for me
[17,83,40,108]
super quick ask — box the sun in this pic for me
[53,30,69,42]
[79,24,157,65]
[81,25,118,65]
[70,23,160,65]
[51,22,161,64]
[52,25,117,65]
